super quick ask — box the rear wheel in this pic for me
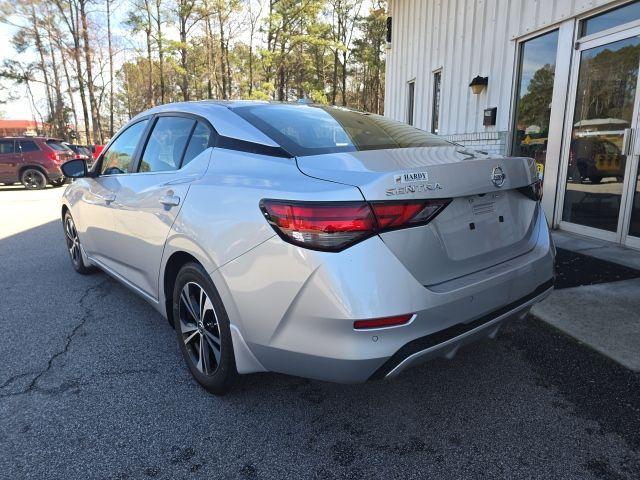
[173,263,237,395]
[63,211,94,274]
[21,168,47,190]
[589,176,603,184]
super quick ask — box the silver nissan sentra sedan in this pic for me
[60,101,554,394]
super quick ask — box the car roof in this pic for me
[129,101,324,148]
[0,136,61,141]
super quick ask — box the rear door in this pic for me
[18,139,43,166]
[107,115,214,299]
[0,140,21,182]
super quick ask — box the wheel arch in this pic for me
[160,245,265,375]
[162,250,202,327]
[19,164,49,180]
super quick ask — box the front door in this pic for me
[559,26,640,247]
[78,119,150,267]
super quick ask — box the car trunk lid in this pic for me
[296,146,541,285]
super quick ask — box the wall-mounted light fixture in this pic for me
[469,76,488,95]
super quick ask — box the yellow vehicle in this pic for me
[570,137,624,183]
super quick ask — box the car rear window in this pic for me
[46,140,70,151]
[232,104,451,156]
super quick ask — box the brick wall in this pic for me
[441,131,509,156]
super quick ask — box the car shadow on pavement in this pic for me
[0,184,63,192]
[1,219,639,479]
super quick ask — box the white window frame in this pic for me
[406,79,416,126]
[509,21,575,225]
[431,68,443,135]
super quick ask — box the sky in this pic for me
[0,2,256,122]
[0,1,374,122]
[0,22,41,120]
[0,5,131,122]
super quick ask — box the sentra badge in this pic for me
[386,183,443,196]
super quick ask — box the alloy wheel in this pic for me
[22,169,46,189]
[179,282,222,375]
[64,216,81,265]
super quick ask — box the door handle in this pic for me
[160,195,180,207]
[95,192,116,203]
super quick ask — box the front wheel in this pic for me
[21,168,47,189]
[63,211,94,274]
[173,263,237,395]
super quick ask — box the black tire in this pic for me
[173,262,237,395]
[589,176,602,184]
[21,168,47,190]
[63,211,94,274]
[51,178,66,187]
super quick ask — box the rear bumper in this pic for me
[48,166,64,181]
[370,279,553,380]
[218,205,555,383]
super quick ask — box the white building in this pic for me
[385,0,640,249]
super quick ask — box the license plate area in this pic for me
[468,192,506,218]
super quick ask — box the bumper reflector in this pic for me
[354,314,413,330]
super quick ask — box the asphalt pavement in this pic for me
[1,186,639,479]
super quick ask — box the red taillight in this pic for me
[260,200,376,251]
[48,152,64,164]
[354,314,413,330]
[371,200,452,231]
[260,198,451,252]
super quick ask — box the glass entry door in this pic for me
[624,146,640,247]
[560,29,640,243]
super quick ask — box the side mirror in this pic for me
[61,159,88,178]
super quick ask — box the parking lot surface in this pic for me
[1,186,639,479]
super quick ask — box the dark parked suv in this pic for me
[0,137,73,189]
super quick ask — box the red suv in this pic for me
[0,137,73,189]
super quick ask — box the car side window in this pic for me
[19,140,40,152]
[0,140,15,154]
[182,122,212,167]
[139,116,195,173]
[100,120,149,175]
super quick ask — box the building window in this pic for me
[511,29,559,178]
[407,81,415,126]
[580,1,640,38]
[431,70,442,134]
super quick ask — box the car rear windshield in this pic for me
[46,140,70,151]
[232,104,451,156]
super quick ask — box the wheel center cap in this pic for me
[198,320,204,332]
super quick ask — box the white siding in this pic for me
[385,0,618,153]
